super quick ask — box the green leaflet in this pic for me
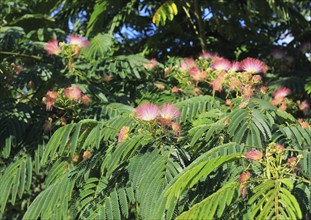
[23,174,75,220]
[248,179,302,220]
[154,147,242,219]
[176,182,239,220]
[0,155,32,213]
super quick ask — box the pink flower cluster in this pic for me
[64,86,83,101]
[180,58,207,85]
[44,39,61,55]
[135,103,181,135]
[270,87,291,111]
[135,103,180,121]
[175,53,267,99]
[209,56,266,97]
[42,91,59,111]
[143,58,158,70]
[44,35,90,55]
[199,50,218,60]
[68,35,90,48]
[210,57,266,74]
[42,86,91,110]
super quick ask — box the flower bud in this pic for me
[245,150,263,161]
[238,171,251,183]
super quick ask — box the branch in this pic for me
[193,0,206,51]
[0,51,42,60]
[183,1,206,51]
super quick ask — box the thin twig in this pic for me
[193,0,206,51]
[0,51,42,60]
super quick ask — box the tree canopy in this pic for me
[0,0,310,219]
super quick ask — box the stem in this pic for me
[275,181,280,218]
[193,0,206,51]
[0,51,42,60]
[183,6,199,36]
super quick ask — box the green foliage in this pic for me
[152,143,244,220]
[102,54,149,79]
[0,155,32,213]
[0,0,311,219]
[248,179,302,219]
[176,182,239,219]
[83,33,114,60]
[23,173,75,220]
[305,77,311,95]
[152,1,178,26]
[275,125,311,147]
[228,106,272,148]
[174,95,220,123]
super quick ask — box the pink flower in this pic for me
[171,122,181,136]
[259,86,268,94]
[279,103,287,111]
[276,143,285,152]
[144,58,158,70]
[44,39,61,55]
[242,85,254,98]
[229,61,240,72]
[287,157,297,164]
[211,58,231,71]
[229,78,242,91]
[180,58,196,71]
[199,50,218,60]
[240,184,247,199]
[245,150,263,161]
[43,90,59,110]
[251,75,262,84]
[272,87,291,99]
[11,63,23,75]
[81,95,91,106]
[68,35,90,48]
[160,104,181,120]
[240,58,266,74]
[298,119,310,128]
[211,79,223,92]
[154,83,165,90]
[171,86,183,93]
[225,99,233,107]
[238,171,251,183]
[158,118,172,126]
[64,86,82,101]
[270,98,282,106]
[211,72,225,92]
[189,67,207,82]
[298,100,310,115]
[135,103,160,121]
[118,126,130,144]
